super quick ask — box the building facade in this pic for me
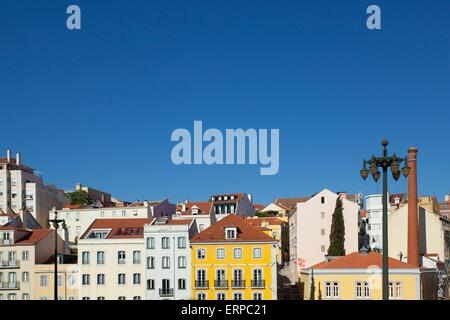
[77,218,151,300]
[190,214,277,300]
[210,193,255,221]
[144,217,198,300]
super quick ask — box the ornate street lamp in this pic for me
[360,139,410,300]
[48,207,67,301]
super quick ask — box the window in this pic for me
[68,275,75,286]
[217,293,226,300]
[118,251,126,264]
[22,251,29,261]
[97,251,105,264]
[97,274,105,285]
[147,279,155,290]
[118,296,126,300]
[321,229,325,236]
[76,226,81,236]
[389,282,402,299]
[325,281,339,298]
[97,297,105,300]
[40,275,48,287]
[133,273,141,284]
[233,293,243,300]
[22,293,29,300]
[321,196,325,204]
[82,251,90,265]
[197,293,206,300]
[233,248,242,259]
[133,251,141,264]
[253,248,262,259]
[216,248,225,259]
[58,275,63,286]
[178,237,186,248]
[22,272,29,283]
[82,297,90,300]
[356,282,370,299]
[226,228,237,239]
[147,257,155,269]
[162,256,170,269]
[253,292,263,300]
[133,296,141,300]
[197,249,206,260]
[178,278,186,290]
[321,245,326,253]
[321,212,325,219]
[147,237,155,249]
[82,274,90,285]
[8,294,16,300]
[118,273,126,285]
[178,256,186,268]
[199,224,205,231]
[162,237,170,249]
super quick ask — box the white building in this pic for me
[173,201,214,232]
[144,217,198,300]
[51,199,175,243]
[77,218,151,300]
[289,189,359,272]
[0,149,67,227]
[210,192,255,221]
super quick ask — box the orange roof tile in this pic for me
[311,252,419,270]
[177,202,212,216]
[190,214,275,243]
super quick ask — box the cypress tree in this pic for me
[327,197,346,256]
[309,269,315,300]
[318,282,322,300]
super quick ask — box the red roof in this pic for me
[177,202,212,216]
[253,204,266,211]
[167,219,193,225]
[0,226,53,245]
[81,218,152,239]
[311,252,419,270]
[245,217,285,226]
[190,214,275,243]
[275,197,311,210]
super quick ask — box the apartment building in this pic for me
[210,193,255,221]
[190,214,277,300]
[0,225,63,300]
[173,201,214,232]
[77,218,151,300]
[289,189,359,271]
[51,199,175,243]
[0,149,66,227]
[144,217,198,300]
[34,254,79,300]
[439,195,450,220]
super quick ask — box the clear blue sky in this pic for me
[1,0,449,204]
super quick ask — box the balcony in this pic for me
[251,280,265,289]
[0,239,12,246]
[231,280,245,288]
[159,288,174,297]
[214,280,228,289]
[0,260,20,268]
[195,280,209,289]
[0,282,20,290]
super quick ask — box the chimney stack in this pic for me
[16,153,21,166]
[407,147,420,267]
[6,149,11,163]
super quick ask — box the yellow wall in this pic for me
[191,243,276,300]
[34,264,79,300]
[300,271,420,300]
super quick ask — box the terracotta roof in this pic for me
[190,214,275,243]
[81,218,152,239]
[311,252,419,270]
[245,217,285,226]
[167,219,193,225]
[275,197,311,210]
[253,204,266,211]
[177,202,212,216]
[0,228,53,245]
[63,204,84,209]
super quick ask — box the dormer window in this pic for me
[191,206,199,215]
[224,196,228,200]
[225,227,237,239]
[86,229,111,239]
[230,195,235,200]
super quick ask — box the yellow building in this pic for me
[300,252,423,300]
[245,217,289,264]
[34,254,79,300]
[190,214,277,300]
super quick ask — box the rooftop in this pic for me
[190,214,275,243]
[81,218,152,239]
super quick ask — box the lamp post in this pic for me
[360,139,410,300]
[48,208,67,301]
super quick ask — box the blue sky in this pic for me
[1,0,449,204]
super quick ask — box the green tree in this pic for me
[256,210,278,217]
[65,190,92,205]
[309,269,315,300]
[327,197,346,256]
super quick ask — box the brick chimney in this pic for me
[407,147,420,266]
